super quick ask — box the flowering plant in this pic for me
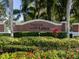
[51,27,61,37]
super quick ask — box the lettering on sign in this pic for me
[14,19,62,32]
[29,23,50,31]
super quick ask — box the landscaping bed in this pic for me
[0,36,79,52]
[0,36,79,59]
[0,49,79,59]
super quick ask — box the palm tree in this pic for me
[56,0,67,21]
[0,3,6,20]
[7,0,14,37]
[22,0,47,20]
[22,0,28,21]
[47,0,53,21]
[35,0,47,19]
[13,9,21,21]
[0,4,4,16]
[72,0,79,22]
[22,0,34,21]
[66,0,72,38]
[21,0,79,22]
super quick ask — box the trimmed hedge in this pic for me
[2,45,37,52]
[14,32,67,38]
[40,32,53,36]
[0,50,78,59]
[0,36,79,52]
[14,32,53,37]
[57,32,67,38]
[14,32,39,37]
[0,33,10,36]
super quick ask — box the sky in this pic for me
[13,0,23,22]
[13,0,21,10]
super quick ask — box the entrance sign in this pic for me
[0,19,79,36]
[13,19,63,32]
[0,22,4,32]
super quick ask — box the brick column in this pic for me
[72,23,79,32]
[61,21,67,32]
[0,24,4,32]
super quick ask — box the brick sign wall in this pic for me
[13,20,63,32]
[72,24,79,32]
[0,19,79,34]
[0,24,4,32]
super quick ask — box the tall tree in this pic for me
[21,0,79,23]
[0,4,5,19]
[22,0,34,21]
[22,0,47,20]
[66,0,72,38]
[35,0,47,19]
[56,0,67,21]
[47,0,52,21]
[13,9,21,21]
[72,0,79,22]
[22,0,28,21]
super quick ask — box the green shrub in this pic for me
[0,37,79,52]
[14,32,53,37]
[0,50,78,59]
[40,32,53,36]
[57,32,67,38]
[14,32,67,38]
[14,32,22,37]
[14,32,39,37]
[0,33,10,36]
[52,32,67,38]
[2,45,37,52]
[22,32,39,36]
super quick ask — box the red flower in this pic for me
[51,27,61,33]
[44,54,46,59]
[38,57,41,59]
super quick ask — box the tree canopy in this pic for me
[20,0,79,23]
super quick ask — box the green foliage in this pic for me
[0,36,79,52]
[13,9,20,15]
[0,4,5,16]
[14,32,53,37]
[21,0,79,22]
[57,32,67,38]
[0,37,79,59]
[14,32,67,38]
[3,45,37,52]
[52,32,67,38]
[0,33,10,36]
[0,49,79,59]
[40,32,53,36]
[14,32,39,37]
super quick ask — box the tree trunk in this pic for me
[47,0,52,21]
[35,0,40,19]
[23,12,27,21]
[8,0,14,37]
[66,0,72,38]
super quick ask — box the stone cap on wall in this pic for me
[72,23,79,25]
[13,19,63,32]
[14,19,62,25]
[0,21,4,24]
[0,20,8,24]
[61,21,67,24]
